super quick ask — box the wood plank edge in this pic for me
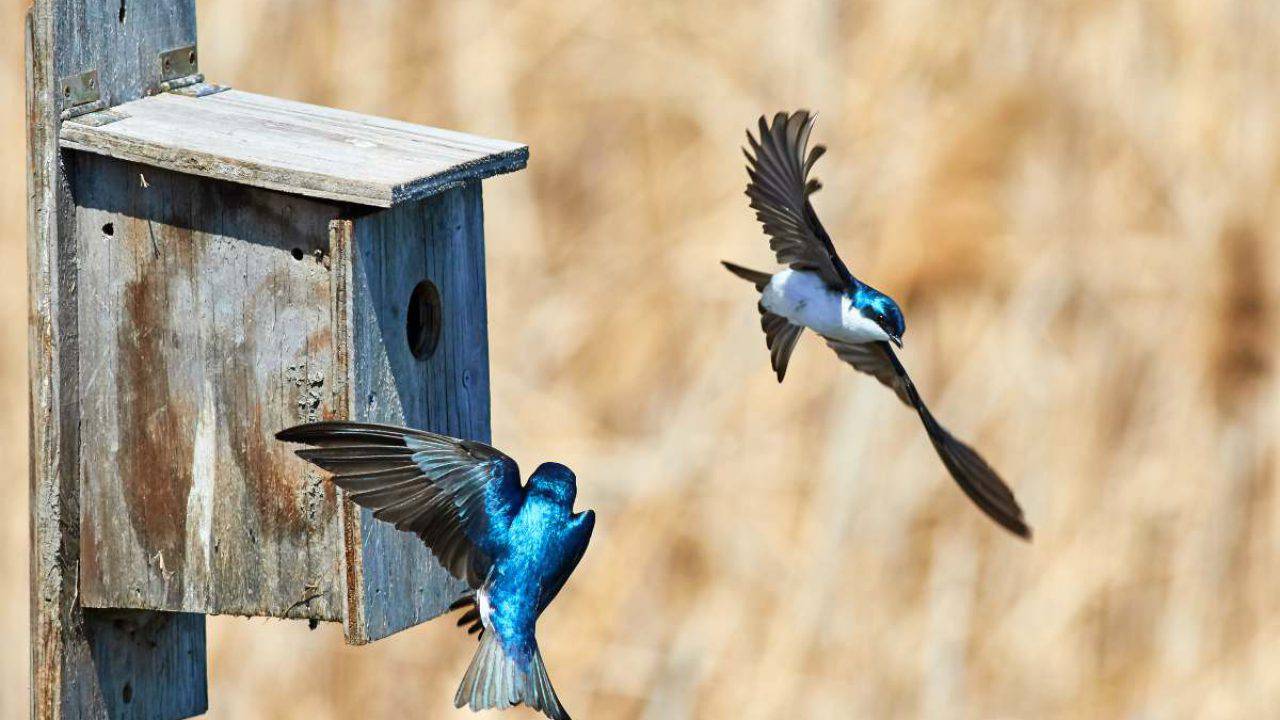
[390,145,529,206]
[329,218,371,645]
[76,594,343,622]
[26,6,66,716]
[60,129,528,210]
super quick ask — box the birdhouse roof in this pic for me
[61,87,528,207]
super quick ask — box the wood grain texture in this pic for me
[27,1,207,718]
[84,610,208,718]
[61,89,529,207]
[75,155,347,622]
[341,181,491,643]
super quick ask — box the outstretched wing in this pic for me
[745,110,857,291]
[822,339,1032,539]
[277,421,526,587]
[538,510,596,615]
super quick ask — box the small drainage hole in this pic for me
[291,247,304,261]
[406,280,442,360]
[102,222,114,236]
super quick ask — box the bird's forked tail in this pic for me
[721,260,773,291]
[722,261,806,382]
[454,631,569,720]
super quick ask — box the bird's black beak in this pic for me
[889,335,903,349]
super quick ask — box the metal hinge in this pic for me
[158,44,204,92]
[63,108,130,128]
[57,44,218,122]
[58,70,106,120]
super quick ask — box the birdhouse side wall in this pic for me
[335,180,490,644]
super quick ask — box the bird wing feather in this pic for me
[537,509,596,615]
[744,110,857,291]
[277,421,525,587]
[820,338,1032,539]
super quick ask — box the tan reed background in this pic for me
[4,1,1280,718]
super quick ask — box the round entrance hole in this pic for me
[406,280,442,360]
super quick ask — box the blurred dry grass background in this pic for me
[5,0,1280,717]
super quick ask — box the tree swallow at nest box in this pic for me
[723,111,1031,540]
[278,422,596,719]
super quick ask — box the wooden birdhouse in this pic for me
[26,1,525,718]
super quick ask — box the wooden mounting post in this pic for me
[26,2,208,718]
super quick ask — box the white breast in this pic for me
[761,269,842,334]
[760,269,890,344]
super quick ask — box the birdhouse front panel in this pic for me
[74,155,348,621]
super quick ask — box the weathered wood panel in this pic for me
[61,89,529,207]
[340,181,491,643]
[84,610,207,718]
[27,0,207,718]
[74,154,346,622]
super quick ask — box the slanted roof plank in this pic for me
[60,88,528,207]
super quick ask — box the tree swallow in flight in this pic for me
[723,111,1031,540]
[277,422,596,719]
